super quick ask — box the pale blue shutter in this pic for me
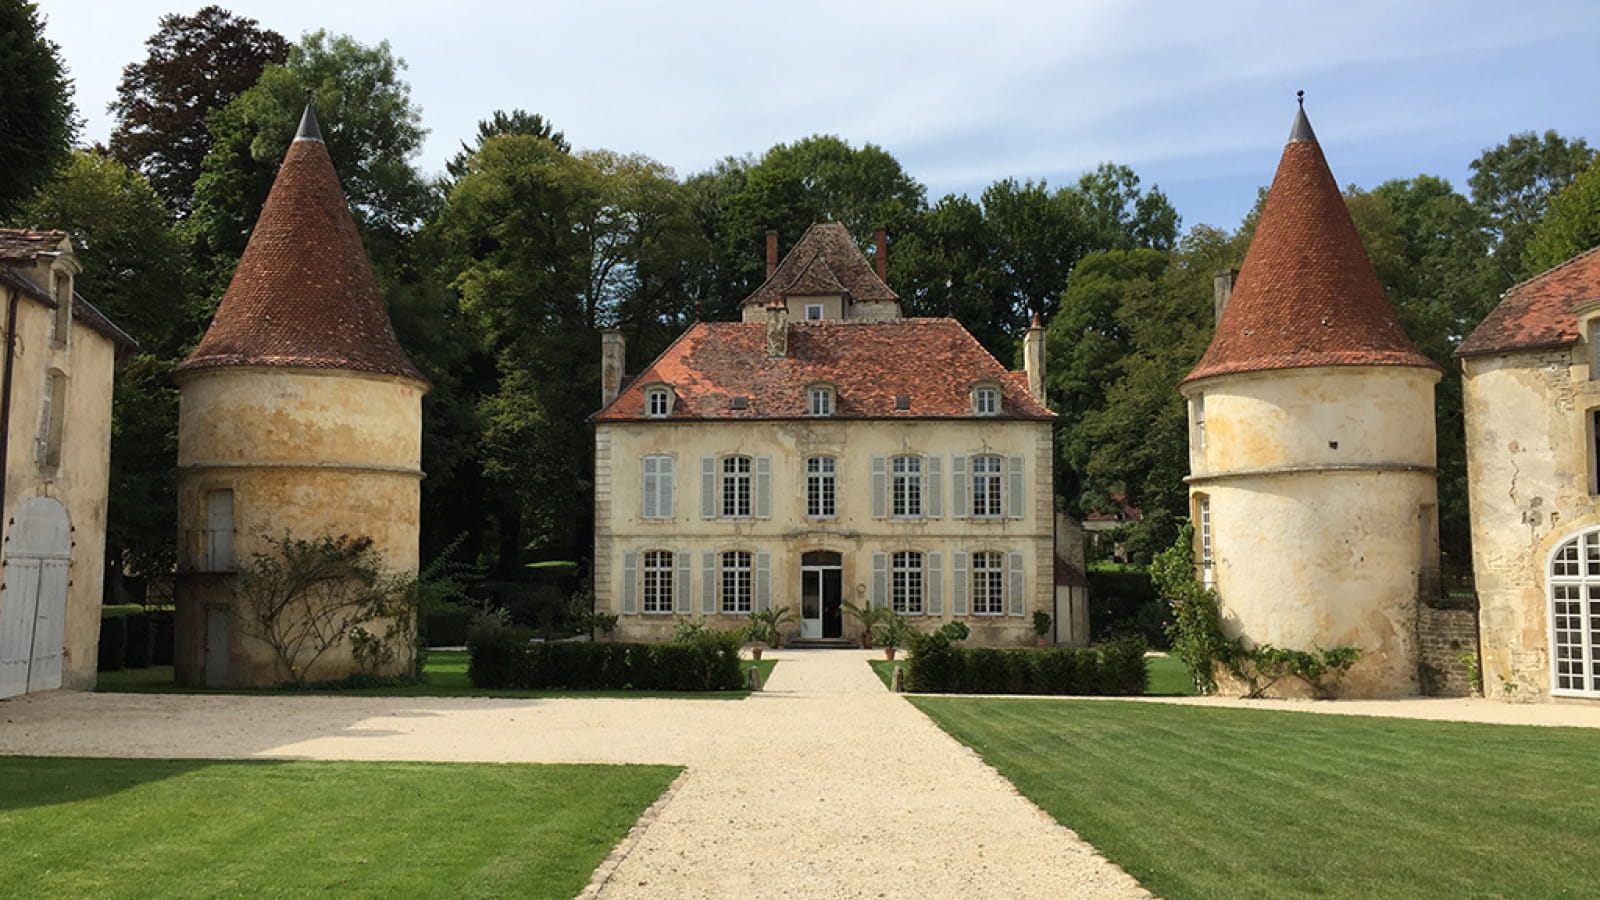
[952,455,969,518]
[1007,455,1026,519]
[622,550,638,614]
[702,551,717,614]
[926,551,944,616]
[674,550,692,614]
[1007,551,1026,616]
[755,455,772,518]
[642,458,658,519]
[870,455,887,518]
[660,456,675,518]
[925,455,943,518]
[872,552,888,609]
[755,551,772,611]
[952,550,969,615]
[700,456,716,518]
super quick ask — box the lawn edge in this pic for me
[577,768,692,899]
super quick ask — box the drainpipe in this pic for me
[0,288,20,555]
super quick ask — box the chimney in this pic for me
[1023,312,1047,404]
[766,303,789,358]
[1213,268,1238,324]
[875,227,888,282]
[600,329,626,407]
[766,230,779,279]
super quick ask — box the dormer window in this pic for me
[645,387,672,418]
[805,303,824,321]
[973,384,1000,416]
[808,385,834,416]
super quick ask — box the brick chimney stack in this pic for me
[1213,268,1238,324]
[875,228,888,282]
[1023,312,1047,404]
[766,230,779,279]
[600,328,626,407]
[765,303,788,358]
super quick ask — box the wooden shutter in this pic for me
[755,551,772,611]
[952,454,969,518]
[926,551,944,616]
[925,455,942,518]
[1007,455,1026,519]
[621,550,638,615]
[1008,551,1026,616]
[34,377,53,464]
[755,455,772,518]
[701,551,717,614]
[642,457,659,519]
[951,551,969,615]
[872,552,888,609]
[870,455,887,518]
[660,456,675,518]
[700,456,716,518]
[674,550,692,614]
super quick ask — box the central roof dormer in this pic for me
[740,223,901,322]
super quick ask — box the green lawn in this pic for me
[911,697,1599,900]
[869,654,1194,696]
[0,756,678,899]
[97,651,778,700]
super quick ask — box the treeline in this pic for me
[4,3,1598,597]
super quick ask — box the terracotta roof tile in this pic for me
[1457,245,1600,358]
[1182,110,1435,385]
[0,228,69,260]
[742,223,897,308]
[594,318,1053,421]
[0,230,137,351]
[174,126,424,383]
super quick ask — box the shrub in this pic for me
[466,628,744,692]
[123,613,155,669]
[97,614,127,672]
[1087,568,1168,648]
[422,601,472,647]
[903,634,1148,695]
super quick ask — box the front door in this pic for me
[800,551,843,639]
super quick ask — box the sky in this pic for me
[35,0,1600,232]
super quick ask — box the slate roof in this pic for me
[175,106,424,382]
[1182,103,1435,385]
[741,223,897,308]
[1457,245,1600,358]
[593,318,1053,422]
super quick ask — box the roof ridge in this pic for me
[1502,243,1600,300]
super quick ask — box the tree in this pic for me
[445,108,568,180]
[1468,130,1596,284]
[108,6,288,214]
[17,151,190,580]
[1524,156,1600,273]
[891,193,1011,356]
[0,0,76,217]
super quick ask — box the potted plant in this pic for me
[1032,610,1051,647]
[744,606,794,660]
[873,611,916,660]
[844,601,892,649]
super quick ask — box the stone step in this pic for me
[783,638,859,650]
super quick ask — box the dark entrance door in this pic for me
[801,551,844,639]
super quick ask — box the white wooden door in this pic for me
[0,497,72,698]
[0,559,42,698]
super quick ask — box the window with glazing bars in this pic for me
[806,456,836,517]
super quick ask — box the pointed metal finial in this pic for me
[294,91,324,143]
[1288,90,1317,144]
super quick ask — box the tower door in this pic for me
[0,497,71,698]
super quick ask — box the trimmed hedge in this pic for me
[423,602,472,647]
[904,634,1148,695]
[468,638,744,692]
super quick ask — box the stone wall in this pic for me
[1416,605,1480,696]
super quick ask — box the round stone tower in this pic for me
[172,104,427,687]
[1178,97,1440,698]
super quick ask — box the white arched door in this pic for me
[1550,529,1600,698]
[0,497,72,698]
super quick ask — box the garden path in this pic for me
[0,649,1152,899]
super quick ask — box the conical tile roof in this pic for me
[741,223,897,308]
[175,105,424,383]
[1182,100,1435,385]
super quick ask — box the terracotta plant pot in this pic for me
[884,647,897,660]
[751,646,764,661]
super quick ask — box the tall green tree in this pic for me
[1468,130,1596,284]
[0,0,76,217]
[108,6,288,214]
[445,109,568,180]
[891,193,1011,355]
[1524,156,1600,273]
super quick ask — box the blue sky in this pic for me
[37,0,1600,232]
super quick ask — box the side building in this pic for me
[1458,244,1600,701]
[593,224,1062,646]
[0,230,136,698]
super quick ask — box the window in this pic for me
[204,489,234,571]
[972,455,1003,517]
[972,551,1004,615]
[721,550,753,613]
[892,455,923,517]
[722,455,752,517]
[1194,394,1207,449]
[806,456,836,517]
[1198,495,1214,584]
[642,455,674,518]
[1550,530,1600,697]
[36,371,65,468]
[642,550,674,613]
[808,386,834,416]
[805,304,824,321]
[974,387,999,416]
[646,388,670,417]
[892,551,924,614]
[1592,410,1600,495]
[1590,321,1600,379]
